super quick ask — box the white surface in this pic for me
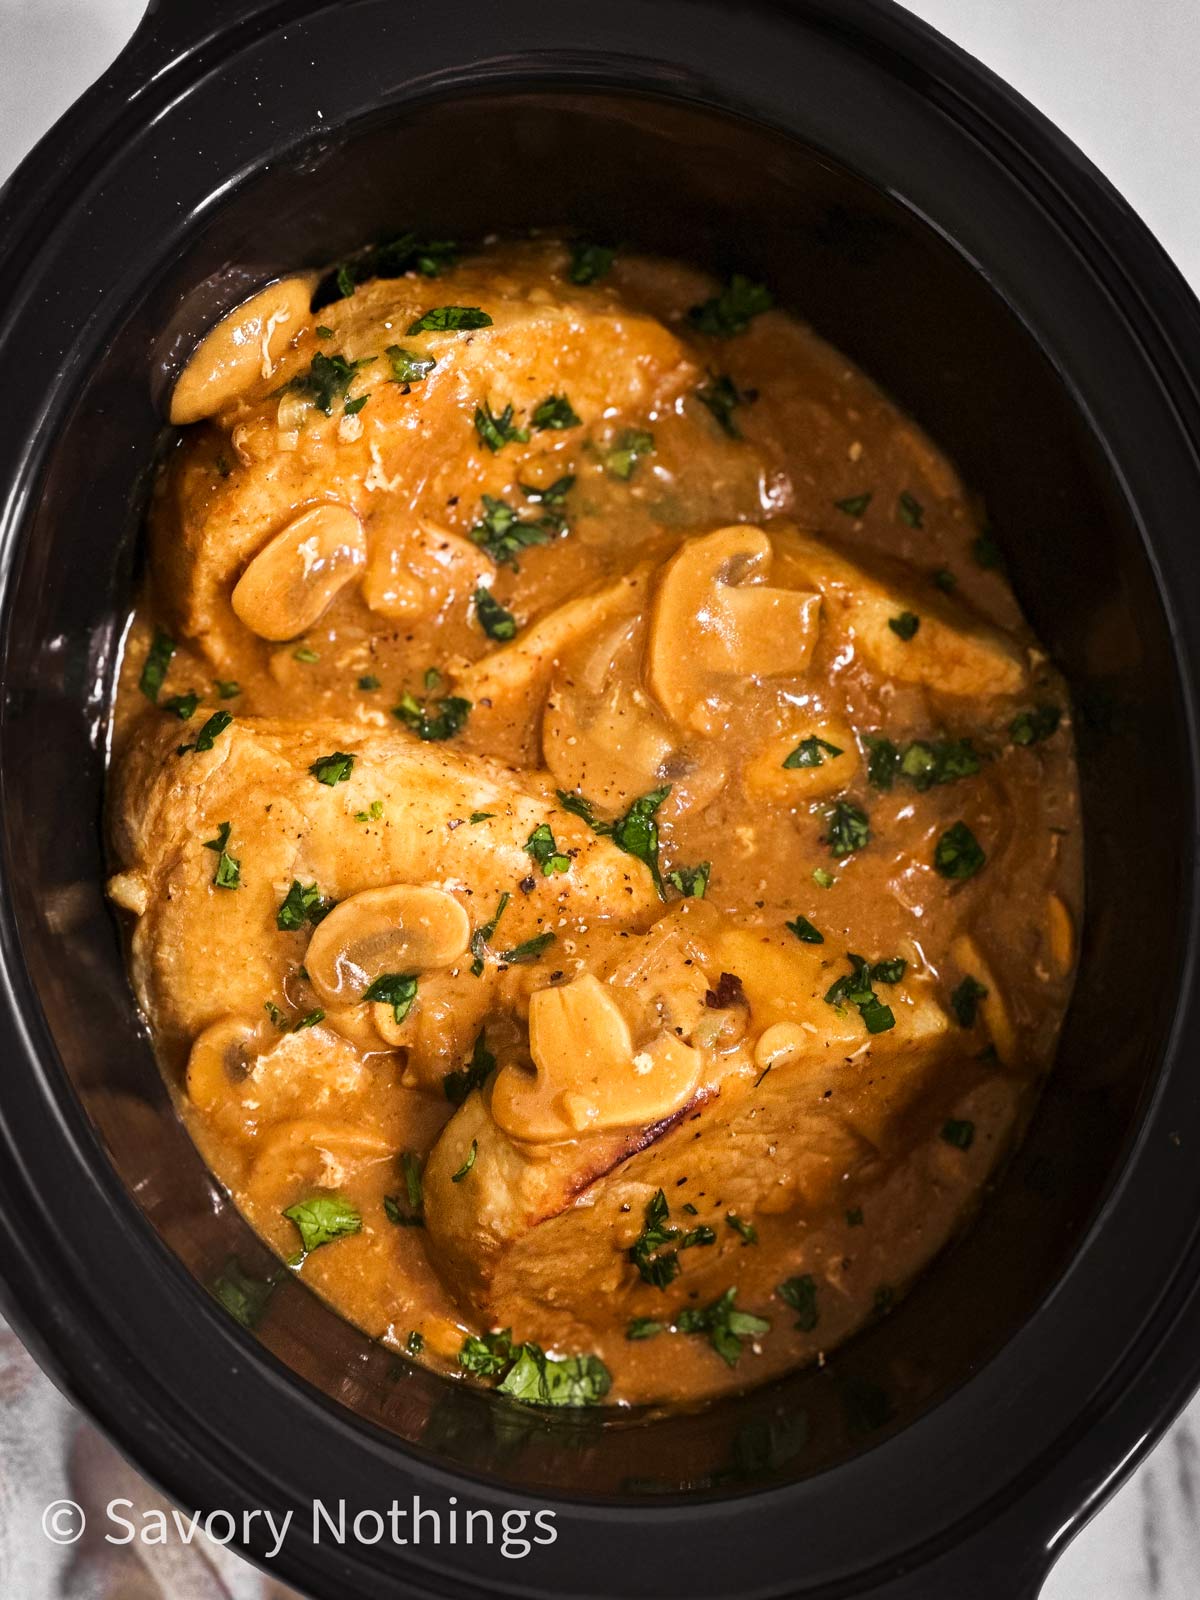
[1,0,1199,1595]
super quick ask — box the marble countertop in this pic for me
[0,0,1197,1595]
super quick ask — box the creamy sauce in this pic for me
[108,238,1081,1408]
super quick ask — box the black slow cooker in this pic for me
[0,2,1198,1596]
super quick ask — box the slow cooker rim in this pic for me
[0,4,1197,1598]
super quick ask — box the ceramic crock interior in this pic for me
[2,87,1183,1497]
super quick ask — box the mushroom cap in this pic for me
[231,502,366,641]
[169,274,317,425]
[304,884,471,1008]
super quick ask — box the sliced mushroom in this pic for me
[743,717,859,802]
[186,1015,266,1110]
[950,933,1018,1065]
[647,526,822,735]
[231,503,366,640]
[544,614,725,815]
[304,885,471,1008]
[1045,893,1075,976]
[490,974,703,1142]
[169,275,316,425]
[362,520,491,622]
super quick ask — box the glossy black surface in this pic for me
[0,2,1198,1597]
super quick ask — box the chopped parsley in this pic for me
[353,799,384,823]
[469,891,510,975]
[469,810,494,824]
[569,241,615,284]
[972,530,1004,569]
[457,1328,611,1406]
[556,784,670,896]
[864,734,981,793]
[531,393,581,431]
[177,709,232,755]
[777,1274,819,1332]
[525,822,570,876]
[726,1213,758,1245]
[474,400,530,453]
[835,492,872,518]
[688,274,773,337]
[951,974,988,1027]
[628,1189,716,1288]
[391,692,471,741]
[318,233,458,305]
[695,372,744,437]
[407,305,492,333]
[202,821,240,890]
[626,1318,664,1341]
[498,1345,611,1407]
[309,750,355,785]
[406,1330,425,1355]
[292,645,319,663]
[163,691,200,720]
[1010,704,1062,746]
[824,954,903,1034]
[677,1288,770,1367]
[469,495,556,569]
[286,351,374,416]
[344,394,369,416]
[498,932,557,965]
[443,1029,496,1106]
[211,1260,275,1329]
[519,473,574,508]
[384,1152,425,1227]
[667,861,710,898]
[888,611,920,641]
[898,490,924,529]
[292,1009,324,1031]
[941,1119,976,1150]
[385,344,436,384]
[451,1139,478,1183]
[214,679,241,699]
[812,867,835,889]
[474,586,518,641]
[139,627,175,703]
[786,914,824,945]
[276,880,333,931]
[357,674,381,691]
[283,1194,362,1257]
[603,428,655,481]
[362,972,418,1024]
[822,800,870,858]
[315,325,334,339]
[783,735,843,770]
[934,821,986,880]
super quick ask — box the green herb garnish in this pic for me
[385,344,436,384]
[531,393,581,431]
[950,974,988,1027]
[888,611,920,641]
[202,820,240,889]
[786,914,824,945]
[822,800,870,858]
[408,305,492,333]
[498,932,557,965]
[824,954,903,1034]
[163,691,200,721]
[391,692,471,741]
[1010,704,1062,746]
[569,241,615,284]
[283,1194,362,1257]
[777,1274,819,1332]
[628,1189,716,1289]
[309,750,355,785]
[695,372,744,437]
[835,492,872,518]
[469,892,510,975]
[212,1260,276,1329]
[676,1288,770,1367]
[525,822,570,876]
[451,1139,478,1183]
[178,709,232,755]
[941,1119,976,1150]
[276,880,333,931]
[443,1030,496,1106]
[667,861,710,898]
[604,427,655,481]
[726,1213,758,1245]
[783,735,843,770]
[469,495,556,569]
[898,491,924,528]
[934,821,986,880]
[474,400,530,453]
[362,972,418,1024]
[286,351,375,416]
[139,627,175,703]
[688,274,773,337]
[474,586,518,641]
[626,1318,664,1341]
